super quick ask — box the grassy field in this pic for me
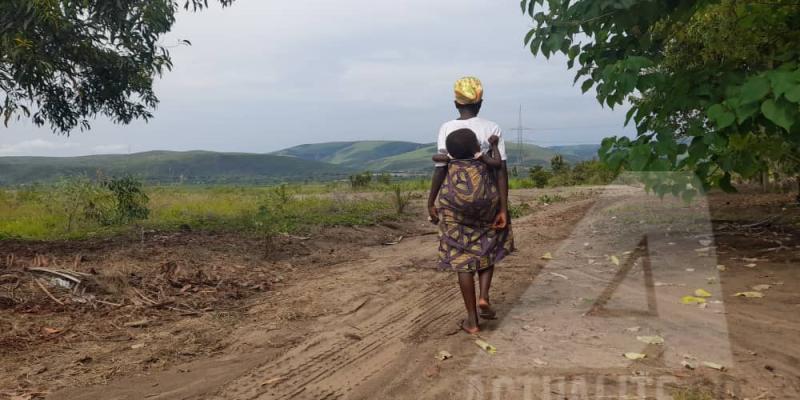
[0,180,432,241]
[0,164,604,241]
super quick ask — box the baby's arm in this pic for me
[479,135,502,169]
[432,153,450,163]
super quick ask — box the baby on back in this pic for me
[432,128,502,168]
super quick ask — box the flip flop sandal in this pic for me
[458,319,480,335]
[478,303,497,320]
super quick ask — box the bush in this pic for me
[49,176,114,232]
[269,183,293,209]
[103,176,150,224]
[349,171,372,189]
[377,172,392,185]
[508,201,532,218]
[389,185,412,214]
[538,194,565,205]
[529,166,552,188]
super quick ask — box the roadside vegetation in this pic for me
[0,160,614,241]
[510,156,616,189]
[0,176,424,241]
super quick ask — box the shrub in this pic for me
[529,166,552,188]
[389,185,412,214]
[269,183,293,209]
[538,194,565,205]
[104,176,150,224]
[377,172,392,185]
[349,171,372,189]
[49,176,114,232]
[509,201,532,218]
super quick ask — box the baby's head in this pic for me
[445,129,480,160]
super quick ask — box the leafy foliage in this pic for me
[104,176,150,224]
[528,165,552,188]
[389,184,412,214]
[349,171,372,189]
[521,0,800,196]
[0,0,235,133]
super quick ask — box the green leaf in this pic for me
[624,107,636,126]
[739,76,770,104]
[707,104,735,129]
[628,144,652,171]
[761,98,796,132]
[524,29,535,45]
[581,78,594,93]
[767,70,798,98]
[732,99,760,123]
[786,86,800,103]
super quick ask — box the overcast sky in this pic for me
[1,0,633,157]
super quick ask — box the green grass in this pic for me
[0,183,408,241]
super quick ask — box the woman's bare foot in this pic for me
[459,319,480,334]
[478,298,496,319]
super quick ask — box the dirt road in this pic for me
[4,187,800,399]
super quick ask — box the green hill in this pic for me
[0,141,603,185]
[273,141,428,166]
[0,151,349,185]
[546,144,601,161]
[277,141,579,172]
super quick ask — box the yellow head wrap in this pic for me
[454,76,483,105]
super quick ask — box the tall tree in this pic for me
[521,0,800,197]
[1,0,234,134]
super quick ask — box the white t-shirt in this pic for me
[435,117,507,167]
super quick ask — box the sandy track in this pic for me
[33,188,800,399]
[48,193,595,400]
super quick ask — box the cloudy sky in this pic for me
[2,0,633,157]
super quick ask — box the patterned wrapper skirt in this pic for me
[437,159,513,273]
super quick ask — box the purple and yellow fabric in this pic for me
[436,159,512,273]
[454,76,483,105]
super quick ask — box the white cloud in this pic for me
[0,139,80,156]
[6,0,634,155]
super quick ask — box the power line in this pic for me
[509,105,535,165]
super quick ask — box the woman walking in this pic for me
[427,77,513,334]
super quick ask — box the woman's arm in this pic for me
[492,162,509,229]
[427,166,447,224]
[432,154,450,163]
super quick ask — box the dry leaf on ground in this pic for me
[703,361,726,371]
[694,289,712,298]
[475,339,496,355]
[637,335,665,345]
[624,352,647,360]
[435,350,452,361]
[735,291,764,298]
[681,296,707,305]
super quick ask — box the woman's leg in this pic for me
[458,272,480,333]
[478,266,496,319]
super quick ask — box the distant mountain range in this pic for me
[0,141,599,185]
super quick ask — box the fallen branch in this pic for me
[27,267,85,285]
[131,287,158,305]
[739,215,779,229]
[34,278,64,306]
[94,299,123,307]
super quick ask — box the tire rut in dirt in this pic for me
[212,277,461,400]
